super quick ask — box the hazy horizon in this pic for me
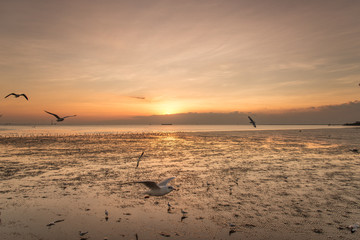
[1,100,360,125]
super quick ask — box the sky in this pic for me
[0,0,360,124]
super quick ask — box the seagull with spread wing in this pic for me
[248,116,256,128]
[122,177,176,196]
[5,93,28,100]
[44,110,77,122]
[136,151,144,168]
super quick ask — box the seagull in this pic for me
[5,93,28,100]
[136,151,144,168]
[44,110,77,122]
[79,231,88,236]
[125,177,176,196]
[348,223,360,233]
[167,202,172,213]
[105,209,109,221]
[181,209,188,215]
[180,209,188,222]
[248,116,256,128]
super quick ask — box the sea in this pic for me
[0,124,348,136]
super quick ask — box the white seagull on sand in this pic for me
[44,110,77,122]
[125,177,176,196]
[248,116,256,128]
[5,93,28,100]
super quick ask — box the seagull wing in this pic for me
[135,181,161,190]
[5,93,15,98]
[20,94,28,100]
[158,177,175,187]
[44,111,60,119]
[136,151,144,168]
[248,116,256,127]
[63,115,77,119]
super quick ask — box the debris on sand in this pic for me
[312,228,323,234]
[159,232,171,237]
[229,229,236,236]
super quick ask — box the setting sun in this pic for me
[158,102,183,115]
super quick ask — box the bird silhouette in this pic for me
[5,93,28,100]
[44,110,76,122]
[248,116,256,128]
[136,151,145,168]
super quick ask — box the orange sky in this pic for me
[1,0,360,124]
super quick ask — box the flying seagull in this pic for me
[136,151,145,168]
[248,116,256,128]
[44,110,77,122]
[5,93,28,100]
[123,177,176,196]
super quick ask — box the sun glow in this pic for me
[158,102,183,115]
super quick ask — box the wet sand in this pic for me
[0,128,360,239]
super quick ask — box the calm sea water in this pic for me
[0,124,347,136]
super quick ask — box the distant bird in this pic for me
[248,116,256,128]
[124,177,176,196]
[79,231,88,236]
[136,151,144,168]
[44,110,76,122]
[348,223,360,233]
[5,93,28,100]
[181,209,188,215]
[180,209,188,222]
[46,222,55,227]
[167,202,172,213]
[105,209,109,221]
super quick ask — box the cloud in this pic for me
[105,101,360,125]
[129,96,146,100]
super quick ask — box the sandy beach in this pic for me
[1,127,360,239]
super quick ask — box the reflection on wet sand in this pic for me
[0,128,360,239]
